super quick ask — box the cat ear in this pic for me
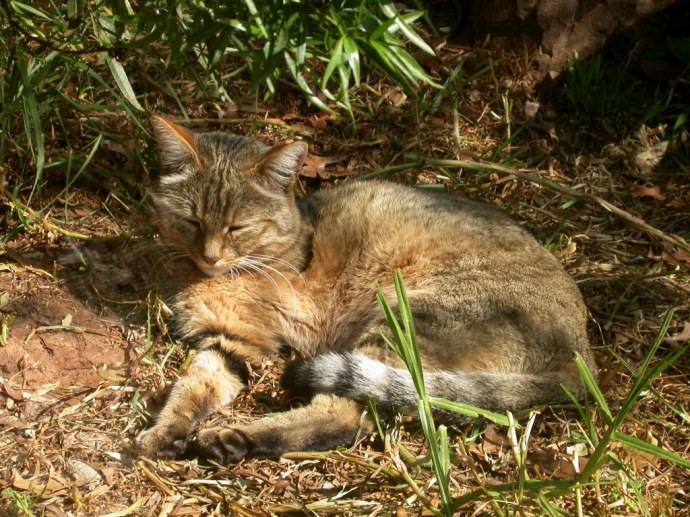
[151,115,201,172]
[258,141,308,190]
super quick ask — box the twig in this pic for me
[136,459,176,496]
[24,325,112,345]
[2,188,91,240]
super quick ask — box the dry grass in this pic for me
[1,29,689,517]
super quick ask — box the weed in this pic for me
[561,53,642,120]
[1,487,38,517]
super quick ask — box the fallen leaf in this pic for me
[66,459,101,490]
[62,313,73,327]
[483,424,510,447]
[28,381,61,398]
[262,117,286,126]
[308,114,328,131]
[635,140,668,175]
[666,243,690,262]
[282,112,302,121]
[44,505,70,517]
[662,241,690,266]
[11,468,70,498]
[664,322,690,345]
[97,466,116,485]
[648,242,690,266]
[525,100,540,120]
[1,380,23,401]
[528,448,589,480]
[554,241,577,258]
[631,184,666,201]
[301,154,350,179]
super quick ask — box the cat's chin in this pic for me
[193,261,232,278]
[199,268,228,278]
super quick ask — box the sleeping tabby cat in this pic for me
[134,116,595,462]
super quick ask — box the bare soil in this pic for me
[0,267,127,390]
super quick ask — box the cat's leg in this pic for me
[135,274,298,458]
[194,394,371,464]
[134,343,245,458]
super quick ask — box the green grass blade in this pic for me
[380,2,434,56]
[18,59,45,204]
[243,0,268,38]
[342,36,361,86]
[428,398,511,426]
[613,432,690,469]
[322,37,344,90]
[575,354,612,424]
[106,55,144,111]
[614,310,677,427]
[283,52,335,114]
[393,271,421,371]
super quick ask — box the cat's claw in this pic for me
[134,426,189,459]
[195,427,250,464]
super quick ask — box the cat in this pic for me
[133,115,596,463]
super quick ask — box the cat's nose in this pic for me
[203,255,220,265]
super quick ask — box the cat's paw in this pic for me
[195,427,251,464]
[133,425,189,459]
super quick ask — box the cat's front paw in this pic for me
[134,425,189,459]
[195,427,251,464]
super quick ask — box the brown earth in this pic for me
[0,267,129,391]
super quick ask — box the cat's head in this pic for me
[150,115,308,277]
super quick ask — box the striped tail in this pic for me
[282,352,580,413]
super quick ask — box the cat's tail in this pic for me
[281,352,584,413]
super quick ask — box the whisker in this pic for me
[252,261,296,295]
[240,261,279,291]
[235,265,257,282]
[153,252,190,269]
[247,254,302,275]
[243,259,298,302]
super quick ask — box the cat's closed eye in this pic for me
[178,218,202,233]
[224,225,245,234]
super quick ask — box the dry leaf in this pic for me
[483,424,511,447]
[527,447,587,480]
[93,466,115,486]
[66,459,101,490]
[62,313,73,327]
[262,117,286,126]
[554,241,577,258]
[11,468,70,498]
[282,112,301,121]
[635,140,668,175]
[301,154,349,179]
[664,322,690,345]
[631,184,666,201]
[102,139,136,170]
[1,380,23,401]
[44,504,70,517]
[308,114,328,131]
[648,241,690,266]
[525,100,540,120]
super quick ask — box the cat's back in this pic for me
[304,180,585,318]
[306,180,547,264]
